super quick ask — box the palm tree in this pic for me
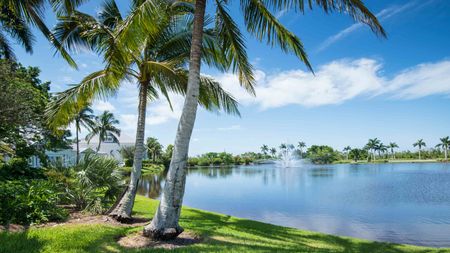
[270,147,277,158]
[260,144,269,157]
[366,138,381,161]
[413,139,426,160]
[46,0,242,222]
[143,0,385,239]
[297,142,306,159]
[388,142,399,159]
[343,146,351,160]
[436,137,450,161]
[85,111,120,152]
[0,0,76,65]
[147,137,163,162]
[74,107,95,164]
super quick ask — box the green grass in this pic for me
[1,195,448,253]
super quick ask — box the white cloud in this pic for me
[93,100,116,112]
[218,125,242,131]
[215,58,450,109]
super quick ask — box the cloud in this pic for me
[218,125,242,131]
[316,1,425,52]
[215,58,450,109]
[93,100,116,112]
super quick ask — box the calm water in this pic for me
[137,162,450,247]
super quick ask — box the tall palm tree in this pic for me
[0,0,76,66]
[388,142,398,159]
[74,107,95,164]
[46,0,242,221]
[142,0,385,239]
[366,138,381,161]
[342,146,351,160]
[270,147,276,158]
[260,144,269,156]
[85,111,120,152]
[413,139,426,160]
[297,141,306,159]
[436,137,450,161]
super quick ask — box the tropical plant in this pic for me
[85,111,120,152]
[146,137,163,162]
[134,0,385,238]
[343,146,351,160]
[270,147,277,158]
[260,145,269,156]
[388,142,399,159]
[349,148,366,162]
[436,137,450,161]
[365,138,381,161]
[0,0,76,65]
[46,0,242,221]
[413,139,426,160]
[297,142,306,158]
[73,107,95,164]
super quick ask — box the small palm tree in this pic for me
[270,147,277,158]
[86,111,120,152]
[74,107,95,164]
[260,145,269,157]
[388,142,399,159]
[436,137,450,161]
[297,142,306,159]
[343,146,351,160]
[413,139,426,160]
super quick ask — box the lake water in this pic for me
[137,162,450,247]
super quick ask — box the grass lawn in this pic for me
[1,195,448,253]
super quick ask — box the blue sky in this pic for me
[12,0,450,155]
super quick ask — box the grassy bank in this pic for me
[1,195,447,253]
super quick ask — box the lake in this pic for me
[137,162,450,247]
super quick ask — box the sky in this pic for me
[11,0,450,155]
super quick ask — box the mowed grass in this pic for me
[1,195,449,253]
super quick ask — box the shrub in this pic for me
[0,158,44,180]
[0,180,68,225]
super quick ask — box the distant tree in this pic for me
[270,148,277,158]
[73,107,95,164]
[260,145,269,157]
[413,139,426,160]
[436,137,450,161]
[388,142,399,159]
[306,145,339,164]
[349,148,365,162]
[146,137,163,162]
[120,146,135,161]
[297,141,306,158]
[366,138,381,161]
[343,146,351,160]
[86,111,120,152]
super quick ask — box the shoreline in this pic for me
[0,195,446,252]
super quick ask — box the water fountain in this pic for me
[277,144,301,168]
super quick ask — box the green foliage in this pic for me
[306,145,339,164]
[0,180,68,225]
[188,157,199,166]
[0,158,44,180]
[349,148,368,162]
[124,158,133,167]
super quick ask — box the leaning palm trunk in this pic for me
[109,81,148,221]
[143,0,206,240]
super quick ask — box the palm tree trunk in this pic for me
[445,148,448,160]
[76,120,80,164]
[109,81,149,221]
[419,149,421,160]
[96,139,101,153]
[143,0,206,240]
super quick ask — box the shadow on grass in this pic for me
[0,231,43,253]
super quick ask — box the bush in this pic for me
[0,180,68,225]
[124,158,133,167]
[0,158,44,180]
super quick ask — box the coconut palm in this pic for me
[388,142,398,159]
[413,139,426,160]
[46,0,242,221]
[140,0,385,239]
[260,144,269,157]
[297,141,306,158]
[73,107,95,164]
[0,0,76,65]
[270,147,276,158]
[436,137,450,161]
[85,111,121,152]
[343,146,351,160]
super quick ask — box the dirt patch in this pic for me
[0,224,28,233]
[118,231,202,249]
[35,213,150,229]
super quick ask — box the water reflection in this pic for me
[138,163,450,247]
